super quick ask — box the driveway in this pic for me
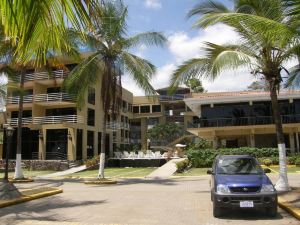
[0,174,299,225]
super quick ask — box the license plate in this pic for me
[240,201,254,208]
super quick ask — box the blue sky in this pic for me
[122,0,254,95]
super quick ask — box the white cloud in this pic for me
[123,24,256,95]
[145,0,162,10]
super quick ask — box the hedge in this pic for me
[187,147,279,168]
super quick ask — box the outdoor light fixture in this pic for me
[68,131,72,140]
[4,126,14,181]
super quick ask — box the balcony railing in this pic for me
[33,115,83,124]
[188,114,300,128]
[7,93,74,105]
[13,70,68,82]
[7,95,33,104]
[159,94,187,101]
[7,117,33,126]
[106,122,130,130]
[34,93,74,103]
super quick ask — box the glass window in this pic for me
[88,88,95,105]
[133,106,139,113]
[140,105,150,113]
[217,157,262,175]
[152,105,161,113]
[148,117,159,126]
[88,108,95,126]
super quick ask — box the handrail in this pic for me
[7,95,33,104]
[14,70,69,82]
[159,94,187,101]
[33,115,84,124]
[7,117,33,126]
[188,114,300,128]
[106,122,130,130]
[34,92,74,102]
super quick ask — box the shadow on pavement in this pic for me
[0,196,107,221]
[216,208,284,220]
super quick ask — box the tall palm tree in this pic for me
[170,0,300,192]
[64,1,166,179]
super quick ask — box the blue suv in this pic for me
[207,155,277,218]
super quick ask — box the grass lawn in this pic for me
[0,170,56,178]
[266,165,300,173]
[67,167,157,178]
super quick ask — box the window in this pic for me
[128,103,133,112]
[122,100,127,111]
[140,105,150,113]
[47,87,61,93]
[152,105,161,113]
[88,108,95,126]
[46,108,76,116]
[11,110,32,118]
[133,106,139,113]
[88,88,95,105]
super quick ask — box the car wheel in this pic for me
[266,206,277,217]
[213,199,223,218]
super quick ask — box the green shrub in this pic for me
[187,147,279,168]
[295,158,300,167]
[176,159,190,173]
[263,158,272,167]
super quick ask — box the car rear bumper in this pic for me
[213,192,277,209]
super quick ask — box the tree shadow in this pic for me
[216,208,284,220]
[0,196,107,223]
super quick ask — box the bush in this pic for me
[263,158,272,167]
[85,156,99,168]
[187,147,279,168]
[295,158,300,167]
[176,159,190,173]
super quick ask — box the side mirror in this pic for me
[264,168,271,174]
[207,169,214,175]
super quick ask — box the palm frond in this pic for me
[126,32,167,49]
[63,52,103,109]
[122,52,156,96]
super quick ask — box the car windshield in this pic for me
[217,157,263,175]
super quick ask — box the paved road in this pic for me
[0,175,299,225]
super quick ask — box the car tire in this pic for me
[213,199,223,218]
[266,206,277,217]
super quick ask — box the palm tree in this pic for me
[170,0,300,192]
[0,0,94,66]
[63,1,166,179]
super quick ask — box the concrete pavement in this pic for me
[146,158,184,179]
[0,174,299,225]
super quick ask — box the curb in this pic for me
[278,197,300,220]
[0,188,63,208]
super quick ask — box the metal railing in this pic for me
[7,95,33,104]
[17,70,69,82]
[7,117,33,126]
[159,94,187,101]
[188,114,300,128]
[33,115,84,124]
[106,122,130,130]
[34,93,74,103]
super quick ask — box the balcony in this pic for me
[7,117,33,126]
[7,95,33,104]
[34,93,74,106]
[188,114,300,129]
[159,94,187,102]
[33,115,84,124]
[19,70,68,82]
[106,122,130,130]
[7,115,83,127]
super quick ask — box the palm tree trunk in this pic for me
[98,112,107,179]
[269,81,289,191]
[14,71,25,179]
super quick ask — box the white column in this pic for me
[289,133,295,154]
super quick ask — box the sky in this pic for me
[121,0,255,96]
